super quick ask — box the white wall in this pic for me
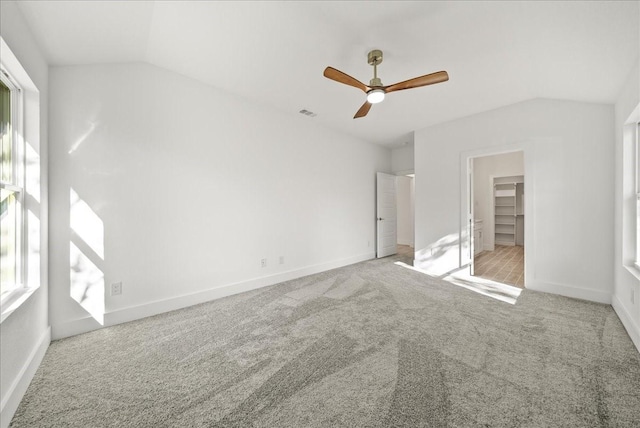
[396,176,414,247]
[415,99,614,304]
[391,142,414,174]
[392,143,415,248]
[473,151,524,251]
[0,2,49,427]
[49,62,390,339]
[612,60,640,352]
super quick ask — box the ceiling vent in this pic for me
[299,109,317,118]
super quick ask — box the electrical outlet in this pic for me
[279,256,284,265]
[367,240,370,247]
[261,258,267,268]
[631,288,636,304]
[111,282,122,296]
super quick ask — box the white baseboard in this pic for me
[51,316,104,340]
[612,295,640,354]
[525,280,611,304]
[54,252,375,339]
[397,239,414,247]
[1,327,50,428]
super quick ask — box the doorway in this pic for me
[374,171,415,264]
[469,151,525,288]
[396,173,414,262]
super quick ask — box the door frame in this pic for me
[460,143,531,282]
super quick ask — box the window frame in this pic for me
[636,121,640,271]
[0,66,26,305]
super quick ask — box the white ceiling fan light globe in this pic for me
[366,89,385,104]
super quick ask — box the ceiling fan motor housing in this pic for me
[369,77,383,87]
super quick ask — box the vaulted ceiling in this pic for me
[15,1,640,147]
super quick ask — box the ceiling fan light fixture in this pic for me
[323,49,448,118]
[367,89,385,104]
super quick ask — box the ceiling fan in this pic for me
[323,50,449,119]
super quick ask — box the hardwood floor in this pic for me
[395,244,524,289]
[473,245,524,288]
[397,244,414,258]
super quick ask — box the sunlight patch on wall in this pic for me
[70,242,104,324]
[70,188,104,259]
[27,209,40,288]
[68,121,97,155]
[25,139,40,203]
[69,188,105,324]
[414,232,460,276]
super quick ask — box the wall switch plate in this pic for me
[279,256,284,265]
[631,288,636,304]
[111,282,122,296]
[261,258,267,268]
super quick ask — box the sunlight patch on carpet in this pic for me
[394,261,521,305]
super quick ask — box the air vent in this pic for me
[299,109,317,118]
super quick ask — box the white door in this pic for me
[376,172,397,258]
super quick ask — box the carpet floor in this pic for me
[10,252,640,427]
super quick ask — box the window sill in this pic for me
[0,287,38,324]
[625,264,640,283]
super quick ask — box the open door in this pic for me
[468,158,475,275]
[376,172,397,258]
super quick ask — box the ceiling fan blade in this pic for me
[354,101,372,119]
[384,71,449,93]
[324,67,370,93]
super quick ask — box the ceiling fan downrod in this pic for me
[368,49,383,87]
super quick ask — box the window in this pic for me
[0,69,24,302]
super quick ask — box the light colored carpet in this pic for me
[10,252,640,427]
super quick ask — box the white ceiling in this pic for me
[16,0,640,147]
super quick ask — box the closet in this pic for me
[494,175,524,246]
